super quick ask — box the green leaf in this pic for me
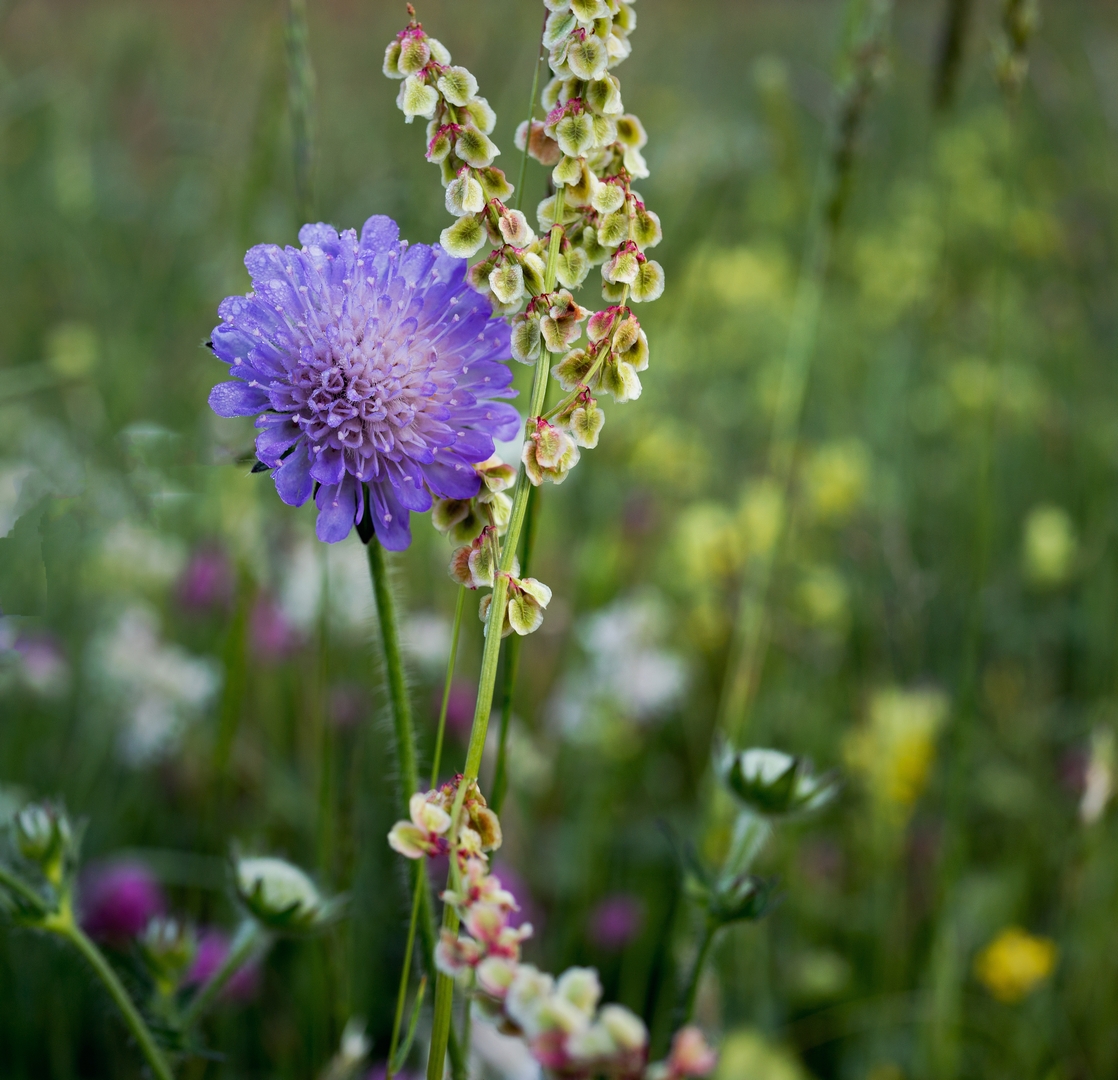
[391,975,427,1074]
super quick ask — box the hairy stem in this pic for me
[678,920,717,1027]
[62,918,174,1080]
[0,865,48,914]
[181,919,265,1030]
[425,185,568,1080]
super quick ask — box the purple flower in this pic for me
[178,544,234,612]
[80,861,165,941]
[208,217,519,548]
[588,893,644,950]
[250,595,298,661]
[184,928,262,1003]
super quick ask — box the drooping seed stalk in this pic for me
[425,185,568,1080]
[718,0,894,746]
[285,0,316,225]
[181,919,266,1029]
[385,585,466,1080]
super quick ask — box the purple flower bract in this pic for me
[208,216,519,548]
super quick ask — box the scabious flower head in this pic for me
[81,860,166,941]
[208,217,518,548]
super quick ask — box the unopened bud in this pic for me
[719,747,837,817]
[15,802,72,884]
[235,856,336,933]
[139,916,195,992]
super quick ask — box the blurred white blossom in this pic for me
[95,607,220,765]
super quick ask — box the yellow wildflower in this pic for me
[974,927,1057,1003]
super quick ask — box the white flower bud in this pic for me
[499,209,536,246]
[585,75,624,116]
[440,215,487,258]
[235,856,334,933]
[592,181,627,215]
[455,127,500,168]
[426,37,452,65]
[445,172,486,215]
[570,0,609,20]
[489,262,525,306]
[566,34,608,81]
[630,259,665,303]
[543,10,578,50]
[398,75,439,122]
[437,66,479,107]
[398,36,431,76]
[615,114,648,149]
[600,1005,647,1052]
[463,96,496,134]
[569,400,604,448]
[383,41,404,79]
[556,246,590,289]
[511,314,542,364]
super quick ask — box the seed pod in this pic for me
[633,206,663,250]
[597,209,630,249]
[630,259,665,303]
[585,75,624,116]
[555,113,595,158]
[463,96,497,134]
[566,34,608,81]
[445,172,486,215]
[437,66,478,107]
[455,127,500,168]
[615,114,647,149]
[489,262,525,305]
[383,41,404,78]
[556,246,590,289]
[511,313,542,363]
[398,36,431,76]
[475,166,514,201]
[592,181,626,215]
[440,215,487,258]
[569,399,605,448]
[398,76,439,122]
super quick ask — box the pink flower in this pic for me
[667,1027,717,1078]
[178,545,233,612]
[80,861,165,941]
[250,595,298,661]
[589,894,644,951]
[184,928,262,1003]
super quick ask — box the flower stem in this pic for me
[425,184,569,1080]
[285,0,316,224]
[0,865,48,914]
[181,919,265,1030]
[369,537,466,1079]
[386,586,466,1080]
[513,28,546,213]
[491,485,540,815]
[431,586,467,787]
[61,918,175,1080]
[678,919,718,1027]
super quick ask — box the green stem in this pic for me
[513,30,546,213]
[679,920,718,1026]
[386,586,466,1080]
[61,919,174,1080]
[0,865,48,914]
[181,919,264,1030]
[386,862,425,1080]
[285,0,316,224]
[426,185,569,1080]
[431,587,467,788]
[491,486,540,815]
[368,538,465,1079]
[367,538,421,805]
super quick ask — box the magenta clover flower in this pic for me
[208,216,519,548]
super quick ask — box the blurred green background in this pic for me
[2,0,1118,1077]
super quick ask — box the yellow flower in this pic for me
[802,440,870,523]
[974,927,1057,1003]
[843,688,949,822]
[1022,504,1077,588]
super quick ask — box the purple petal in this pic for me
[400,243,436,286]
[450,429,497,463]
[310,445,345,485]
[359,215,401,253]
[369,482,412,551]
[422,459,482,500]
[255,417,301,465]
[273,441,312,506]
[209,381,269,418]
[298,222,342,254]
[315,475,359,543]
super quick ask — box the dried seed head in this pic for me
[440,215,487,258]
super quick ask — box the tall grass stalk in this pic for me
[718,0,894,746]
[285,0,316,226]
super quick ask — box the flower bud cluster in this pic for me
[14,802,74,887]
[388,788,716,1080]
[385,7,536,272]
[388,777,502,862]
[234,855,342,934]
[521,0,665,307]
